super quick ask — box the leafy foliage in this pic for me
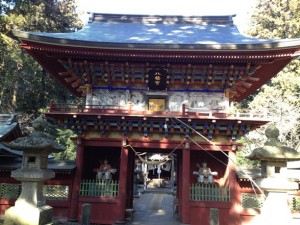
[0,0,83,158]
[53,128,76,160]
[237,0,300,167]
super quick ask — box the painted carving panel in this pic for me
[188,92,228,112]
[90,90,228,112]
[91,90,128,108]
[130,91,146,111]
[168,93,186,112]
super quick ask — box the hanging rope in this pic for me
[166,110,266,198]
[126,145,168,165]
[124,139,185,166]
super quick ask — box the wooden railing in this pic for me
[79,179,119,197]
[190,183,230,202]
[48,101,267,120]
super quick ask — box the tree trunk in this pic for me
[10,72,20,112]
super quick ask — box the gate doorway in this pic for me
[128,148,180,224]
[128,191,181,225]
[133,152,177,191]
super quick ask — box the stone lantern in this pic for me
[247,124,300,225]
[3,117,65,225]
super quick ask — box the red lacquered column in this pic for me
[117,146,129,221]
[181,143,190,224]
[69,139,84,221]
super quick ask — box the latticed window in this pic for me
[241,193,265,209]
[290,196,300,212]
[241,193,300,212]
[0,183,69,201]
[43,185,69,201]
[0,183,21,199]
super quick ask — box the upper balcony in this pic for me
[48,100,268,122]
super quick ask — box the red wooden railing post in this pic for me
[49,99,54,112]
[182,103,186,116]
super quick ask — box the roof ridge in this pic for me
[88,13,235,25]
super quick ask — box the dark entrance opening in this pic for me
[83,147,121,181]
[130,147,180,225]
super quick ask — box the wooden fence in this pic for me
[80,180,119,197]
[190,183,230,202]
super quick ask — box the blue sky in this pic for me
[76,0,257,33]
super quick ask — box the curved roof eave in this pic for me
[0,123,18,140]
[13,30,300,53]
[0,143,23,157]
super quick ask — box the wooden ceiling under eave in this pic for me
[20,40,298,102]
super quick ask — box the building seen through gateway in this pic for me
[0,9,300,225]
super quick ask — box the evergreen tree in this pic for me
[0,0,83,113]
[0,0,82,159]
[237,0,300,166]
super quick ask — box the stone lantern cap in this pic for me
[247,124,300,161]
[4,131,65,153]
[3,116,65,153]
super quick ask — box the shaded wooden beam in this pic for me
[65,76,81,83]
[71,78,82,88]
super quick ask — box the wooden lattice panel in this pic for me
[290,196,300,212]
[43,185,69,201]
[241,193,265,209]
[0,183,69,201]
[0,183,21,199]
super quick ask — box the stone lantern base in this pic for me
[4,203,53,225]
[249,191,296,225]
[249,178,298,225]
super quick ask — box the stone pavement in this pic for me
[126,188,181,225]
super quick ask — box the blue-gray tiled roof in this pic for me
[0,114,18,141]
[13,13,300,51]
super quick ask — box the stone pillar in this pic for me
[69,140,85,221]
[81,203,91,225]
[117,146,129,222]
[181,142,190,224]
[210,208,219,225]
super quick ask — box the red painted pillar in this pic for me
[181,143,190,224]
[49,99,54,112]
[227,151,241,225]
[69,139,84,221]
[117,146,129,221]
[178,153,182,215]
